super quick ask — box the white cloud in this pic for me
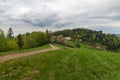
[0,0,120,34]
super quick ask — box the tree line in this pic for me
[1,27,120,52]
[54,28,120,51]
[0,28,49,52]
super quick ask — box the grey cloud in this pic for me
[88,25,120,34]
[0,0,120,34]
[22,13,60,27]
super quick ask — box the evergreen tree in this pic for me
[46,29,49,34]
[17,34,23,49]
[46,29,51,43]
[0,29,6,52]
[7,28,14,39]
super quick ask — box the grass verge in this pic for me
[0,44,51,56]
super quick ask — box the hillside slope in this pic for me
[0,44,120,80]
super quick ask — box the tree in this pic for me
[0,29,4,38]
[46,29,53,43]
[17,34,24,49]
[0,29,6,52]
[7,28,14,39]
[46,29,49,42]
[6,40,18,51]
[46,29,49,34]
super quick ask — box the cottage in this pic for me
[96,46,103,50]
[65,37,71,40]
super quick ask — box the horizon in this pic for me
[0,0,120,34]
[1,27,120,36]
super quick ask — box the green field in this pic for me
[0,44,120,80]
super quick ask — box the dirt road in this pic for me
[0,44,59,62]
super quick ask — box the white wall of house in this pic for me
[65,37,71,40]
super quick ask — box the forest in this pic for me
[54,28,120,51]
[0,28,49,52]
[1,28,120,52]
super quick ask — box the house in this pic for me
[96,46,104,50]
[65,37,71,40]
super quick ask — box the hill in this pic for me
[53,28,120,51]
[0,44,120,80]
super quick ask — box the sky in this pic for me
[0,0,120,35]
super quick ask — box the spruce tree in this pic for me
[7,28,14,39]
[17,34,23,50]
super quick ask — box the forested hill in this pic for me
[54,28,120,51]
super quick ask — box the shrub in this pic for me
[75,43,80,48]
[6,40,18,51]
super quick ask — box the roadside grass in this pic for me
[54,43,64,48]
[0,44,120,80]
[66,40,75,47]
[0,44,51,56]
[56,40,90,49]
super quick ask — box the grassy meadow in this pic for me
[0,43,120,80]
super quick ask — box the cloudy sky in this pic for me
[0,0,120,35]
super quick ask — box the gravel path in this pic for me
[0,44,59,62]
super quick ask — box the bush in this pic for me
[6,40,18,51]
[75,43,80,48]
[0,36,6,52]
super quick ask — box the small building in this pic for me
[79,39,83,42]
[65,37,71,40]
[96,46,103,50]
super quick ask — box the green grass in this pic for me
[0,44,51,56]
[0,44,120,80]
[54,43,64,48]
[66,40,75,47]
[66,40,91,48]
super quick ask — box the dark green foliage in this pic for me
[17,34,24,50]
[46,29,53,43]
[7,28,14,39]
[54,28,120,51]
[46,29,49,34]
[75,43,80,48]
[54,29,72,37]
[0,29,6,52]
